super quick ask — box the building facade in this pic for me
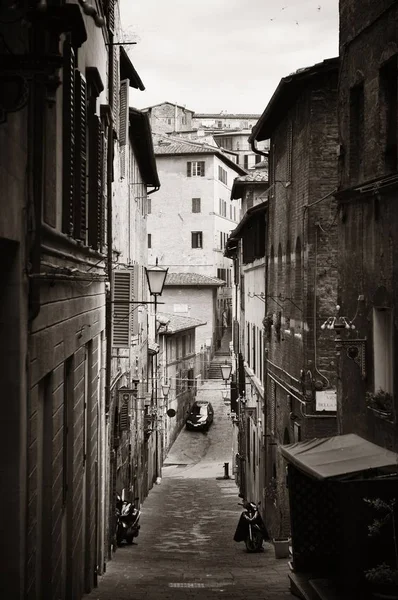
[147,137,246,350]
[142,102,195,135]
[247,58,340,538]
[336,0,398,449]
[0,1,115,598]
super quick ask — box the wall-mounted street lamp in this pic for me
[320,304,356,331]
[145,258,168,307]
[220,360,232,387]
[161,382,170,398]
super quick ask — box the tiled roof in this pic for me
[194,113,261,119]
[254,159,268,169]
[165,273,226,287]
[141,101,195,113]
[250,57,339,142]
[157,312,207,334]
[234,170,268,184]
[153,136,247,175]
[154,139,218,155]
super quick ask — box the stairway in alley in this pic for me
[207,326,232,379]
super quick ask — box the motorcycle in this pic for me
[116,495,141,546]
[233,499,269,552]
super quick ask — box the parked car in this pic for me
[186,400,214,431]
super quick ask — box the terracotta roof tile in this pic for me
[165,273,226,287]
[157,312,207,334]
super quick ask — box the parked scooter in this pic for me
[116,495,141,546]
[233,499,269,552]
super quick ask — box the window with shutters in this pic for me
[119,392,130,430]
[187,161,205,177]
[74,71,88,243]
[112,45,119,137]
[147,198,151,214]
[88,116,105,250]
[105,0,115,33]
[244,155,249,169]
[119,79,129,178]
[62,40,76,236]
[191,231,203,249]
[112,270,133,348]
[218,165,227,185]
[192,198,201,213]
[148,233,151,248]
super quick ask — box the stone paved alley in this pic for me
[84,380,295,600]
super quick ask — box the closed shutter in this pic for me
[74,70,87,242]
[119,79,129,145]
[119,392,130,430]
[270,380,276,435]
[112,45,119,137]
[112,270,133,348]
[200,161,205,176]
[101,125,108,252]
[187,161,191,177]
[131,264,139,336]
[62,41,75,236]
[88,116,104,250]
[119,79,129,179]
[106,0,115,34]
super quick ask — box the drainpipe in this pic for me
[250,138,269,159]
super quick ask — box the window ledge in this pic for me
[367,405,395,423]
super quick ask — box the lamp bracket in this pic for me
[335,337,366,379]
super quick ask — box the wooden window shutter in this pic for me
[200,161,205,176]
[74,70,87,242]
[119,79,129,179]
[119,79,129,145]
[88,116,104,250]
[62,41,75,236]
[101,124,108,253]
[131,264,139,336]
[187,161,191,177]
[106,0,115,34]
[119,395,129,430]
[112,46,119,136]
[112,270,133,348]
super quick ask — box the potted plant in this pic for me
[365,389,394,419]
[364,498,398,599]
[265,477,290,559]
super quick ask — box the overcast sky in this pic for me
[120,0,339,115]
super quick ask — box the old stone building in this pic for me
[248,58,340,539]
[336,0,398,450]
[148,136,246,353]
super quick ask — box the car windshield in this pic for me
[191,404,207,415]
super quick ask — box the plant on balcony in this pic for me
[364,497,398,599]
[365,389,394,417]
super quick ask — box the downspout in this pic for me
[250,138,269,159]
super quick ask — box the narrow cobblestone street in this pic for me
[84,381,295,600]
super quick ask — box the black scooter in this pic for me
[116,495,141,546]
[233,499,269,552]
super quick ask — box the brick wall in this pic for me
[337,0,398,451]
[263,67,339,537]
[146,103,194,134]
